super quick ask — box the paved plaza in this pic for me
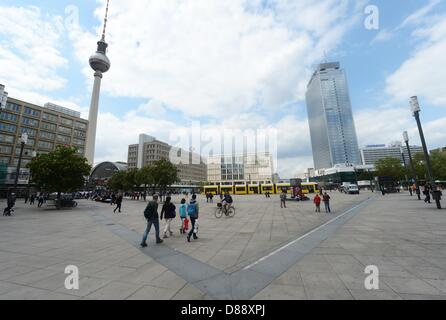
[0,192,445,300]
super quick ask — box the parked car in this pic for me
[344,184,360,194]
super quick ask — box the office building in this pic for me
[207,153,274,185]
[127,134,207,185]
[306,62,361,169]
[0,96,89,192]
[360,142,424,166]
[0,97,88,166]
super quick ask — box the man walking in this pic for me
[323,192,331,213]
[187,194,199,242]
[280,190,287,208]
[141,194,163,247]
[114,192,123,213]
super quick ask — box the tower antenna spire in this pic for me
[101,0,110,41]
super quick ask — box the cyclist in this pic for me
[221,192,233,215]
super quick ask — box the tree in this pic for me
[136,165,154,196]
[431,150,446,180]
[124,168,140,191]
[27,146,91,198]
[151,159,179,193]
[375,157,406,181]
[107,171,127,191]
[413,151,446,181]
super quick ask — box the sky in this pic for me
[0,0,445,178]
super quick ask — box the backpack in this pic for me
[187,202,198,217]
[144,202,156,219]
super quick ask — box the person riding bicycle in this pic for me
[221,192,233,214]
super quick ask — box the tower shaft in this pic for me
[85,71,103,165]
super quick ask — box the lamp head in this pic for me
[403,131,409,143]
[21,132,28,144]
[410,96,420,114]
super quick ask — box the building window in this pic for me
[74,121,87,130]
[39,131,55,140]
[57,135,71,144]
[60,118,73,126]
[41,122,56,131]
[27,139,35,147]
[42,113,58,122]
[74,130,86,138]
[22,117,39,127]
[0,156,10,164]
[58,126,72,135]
[5,102,21,113]
[0,146,13,154]
[23,107,40,118]
[0,134,14,144]
[73,138,85,146]
[0,112,18,123]
[38,141,54,149]
[0,123,17,133]
[21,128,37,137]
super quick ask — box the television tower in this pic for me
[85,0,111,165]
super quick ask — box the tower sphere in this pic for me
[89,41,111,73]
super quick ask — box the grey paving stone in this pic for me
[126,285,179,300]
[382,277,444,295]
[305,287,354,300]
[85,281,143,300]
[252,284,307,300]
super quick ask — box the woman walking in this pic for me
[160,196,176,238]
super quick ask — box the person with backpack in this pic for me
[140,194,163,247]
[187,194,199,242]
[160,196,176,239]
[179,198,189,234]
[314,194,321,213]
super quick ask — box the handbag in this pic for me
[194,219,199,234]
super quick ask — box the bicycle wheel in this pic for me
[215,208,223,218]
[227,206,235,217]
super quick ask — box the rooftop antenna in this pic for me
[101,0,110,41]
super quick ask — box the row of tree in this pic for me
[374,150,446,182]
[107,158,179,193]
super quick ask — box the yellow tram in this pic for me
[203,182,320,196]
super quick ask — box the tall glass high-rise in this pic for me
[306,62,361,169]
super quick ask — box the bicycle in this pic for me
[215,202,235,218]
[3,207,14,216]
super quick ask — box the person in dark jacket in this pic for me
[160,196,176,238]
[114,193,123,213]
[141,194,163,247]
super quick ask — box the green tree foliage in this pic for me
[27,146,91,196]
[375,157,406,181]
[412,151,446,181]
[136,166,154,193]
[107,171,127,191]
[151,159,179,191]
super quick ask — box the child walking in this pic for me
[179,198,189,234]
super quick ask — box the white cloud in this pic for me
[386,15,446,106]
[0,6,68,93]
[72,0,361,117]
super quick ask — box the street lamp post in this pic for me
[403,131,420,200]
[12,133,28,197]
[401,151,411,194]
[410,97,441,209]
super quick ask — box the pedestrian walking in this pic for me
[280,190,287,208]
[323,192,331,213]
[160,196,176,238]
[179,198,189,234]
[314,194,321,213]
[29,194,35,205]
[114,193,123,213]
[424,185,431,204]
[37,194,44,208]
[187,194,199,242]
[140,194,163,247]
[24,193,29,204]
